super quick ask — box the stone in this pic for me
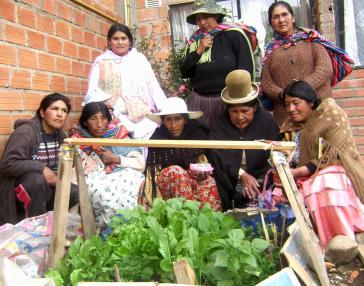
[358,244,364,265]
[325,235,358,265]
[355,232,364,244]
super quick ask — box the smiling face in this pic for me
[162,114,187,138]
[228,104,255,130]
[108,31,131,56]
[85,112,109,138]
[270,5,295,36]
[40,100,69,134]
[195,13,219,32]
[284,95,313,123]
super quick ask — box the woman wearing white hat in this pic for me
[209,70,280,211]
[142,97,221,210]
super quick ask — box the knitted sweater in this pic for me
[180,30,254,95]
[262,40,333,126]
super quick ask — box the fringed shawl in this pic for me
[281,98,364,203]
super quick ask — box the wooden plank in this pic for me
[74,148,96,239]
[64,138,296,151]
[271,151,330,286]
[48,144,74,269]
[173,259,196,285]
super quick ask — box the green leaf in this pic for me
[70,269,83,286]
[187,227,199,256]
[160,258,173,272]
[227,229,245,248]
[213,250,229,267]
[217,280,235,286]
[197,213,210,233]
[252,238,271,253]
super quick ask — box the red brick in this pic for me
[0,115,13,134]
[38,14,54,34]
[18,6,36,28]
[65,113,81,131]
[136,0,145,9]
[340,79,364,89]
[63,41,78,58]
[138,25,149,38]
[43,0,57,15]
[71,27,84,44]
[91,49,101,62]
[343,108,364,117]
[0,0,15,22]
[96,35,107,50]
[74,10,86,26]
[47,36,62,55]
[136,9,156,22]
[50,75,66,93]
[84,63,92,78]
[5,24,26,45]
[23,92,45,110]
[99,21,110,36]
[0,44,16,65]
[66,77,81,94]
[28,30,45,50]
[18,48,38,69]
[72,61,84,77]
[354,69,364,79]
[349,117,364,126]
[56,57,71,75]
[12,70,31,89]
[0,92,22,111]
[354,136,364,145]
[73,96,84,112]
[39,53,56,72]
[85,14,98,33]
[0,67,10,87]
[78,46,91,62]
[22,0,40,6]
[159,6,168,18]
[84,31,96,47]
[81,79,88,94]
[32,72,50,91]
[332,88,355,99]
[0,137,10,157]
[55,20,70,39]
[339,99,364,108]
[58,2,73,22]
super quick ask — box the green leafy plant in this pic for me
[46,199,279,285]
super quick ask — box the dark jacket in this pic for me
[209,108,281,210]
[0,116,65,225]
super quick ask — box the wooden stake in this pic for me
[74,148,96,239]
[173,258,196,285]
[48,144,74,269]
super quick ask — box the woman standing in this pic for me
[180,0,255,128]
[261,1,353,126]
[0,93,78,225]
[280,80,364,247]
[71,102,145,227]
[86,23,166,139]
[143,97,221,211]
[209,70,280,211]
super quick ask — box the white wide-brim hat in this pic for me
[83,87,112,106]
[147,97,203,124]
[221,70,259,105]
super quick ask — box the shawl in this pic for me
[263,27,354,86]
[282,98,364,203]
[185,23,255,72]
[71,124,132,174]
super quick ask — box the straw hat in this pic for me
[147,97,203,124]
[221,70,259,105]
[186,0,225,25]
[83,87,112,106]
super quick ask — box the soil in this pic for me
[328,258,364,286]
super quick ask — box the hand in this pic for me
[196,35,213,55]
[240,172,260,200]
[100,150,119,164]
[190,169,212,181]
[43,166,57,186]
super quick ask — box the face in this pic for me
[162,114,187,138]
[195,13,219,32]
[270,5,295,36]
[85,112,109,137]
[40,100,69,134]
[228,105,255,130]
[108,31,131,56]
[284,96,313,123]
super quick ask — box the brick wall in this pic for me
[0,0,120,156]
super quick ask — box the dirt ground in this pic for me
[328,258,364,285]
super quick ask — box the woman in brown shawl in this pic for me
[280,80,364,247]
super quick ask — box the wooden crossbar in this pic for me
[64,138,296,151]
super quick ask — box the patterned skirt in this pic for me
[156,165,222,211]
[86,168,145,227]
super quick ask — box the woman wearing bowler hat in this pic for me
[209,70,281,211]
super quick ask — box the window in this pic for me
[334,0,364,66]
[169,3,194,48]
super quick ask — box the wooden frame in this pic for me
[47,139,329,286]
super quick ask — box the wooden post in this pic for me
[48,144,74,269]
[74,147,96,239]
[271,151,330,286]
[173,258,196,285]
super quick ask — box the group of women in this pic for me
[0,0,363,248]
